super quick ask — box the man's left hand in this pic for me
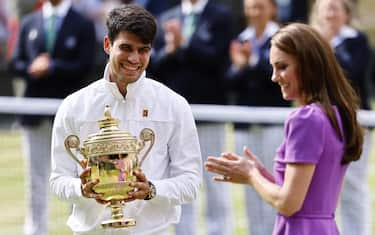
[124,169,151,202]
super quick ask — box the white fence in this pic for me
[0,96,375,127]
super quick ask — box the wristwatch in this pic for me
[144,181,156,200]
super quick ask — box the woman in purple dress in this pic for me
[205,23,364,235]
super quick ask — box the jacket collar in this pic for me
[181,0,208,15]
[43,0,71,19]
[238,21,279,46]
[331,25,358,48]
[103,63,146,101]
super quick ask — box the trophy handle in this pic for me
[137,128,155,167]
[64,135,85,169]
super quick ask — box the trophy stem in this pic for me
[101,200,136,229]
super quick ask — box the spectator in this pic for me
[50,4,202,234]
[149,0,234,234]
[276,0,310,23]
[206,22,364,235]
[9,0,96,234]
[311,0,373,235]
[225,0,290,234]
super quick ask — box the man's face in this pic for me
[104,31,152,86]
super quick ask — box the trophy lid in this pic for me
[83,105,138,156]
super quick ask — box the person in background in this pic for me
[225,0,290,234]
[149,0,234,234]
[311,0,372,234]
[205,23,364,235]
[275,0,310,24]
[9,0,96,234]
[50,4,202,235]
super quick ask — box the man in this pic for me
[9,1,95,234]
[149,0,234,235]
[50,4,202,235]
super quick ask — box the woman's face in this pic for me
[270,45,302,104]
[243,0,275,27]
[316,0,349,34]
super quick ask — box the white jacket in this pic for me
[50,65,202,234]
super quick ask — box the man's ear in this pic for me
[103,36,111,55]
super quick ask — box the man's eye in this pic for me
[139,48,150,54]
[120,45,131,51]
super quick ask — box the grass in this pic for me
[0,128,374,235]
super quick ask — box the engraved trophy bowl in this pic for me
[64,105,155,229]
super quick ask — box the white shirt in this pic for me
[50,65,202,234]
[181,0,208,15]
[43,0,71,31]
[331,25,359,49]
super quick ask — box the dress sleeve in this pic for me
[284,105,326,164]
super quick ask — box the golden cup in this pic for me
[64,105,155,229]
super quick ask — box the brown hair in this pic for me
[271,23,363,164]
[106,4,157,44]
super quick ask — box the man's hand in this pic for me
[126,169,152,201]
[28,53,51,78]
[163,19,183,54]
[79,160,106,204]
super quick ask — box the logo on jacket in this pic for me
[142,109,148,118]
[28,29,38,41]
[65,36,77,49]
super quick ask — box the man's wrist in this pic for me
[144,181,156,200]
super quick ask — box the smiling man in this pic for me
[50,4,202,235]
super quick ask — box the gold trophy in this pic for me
[64,105,155,228]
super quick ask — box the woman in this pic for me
[311,1,372,234]
[205,23,364,235]
[226,0,290,232]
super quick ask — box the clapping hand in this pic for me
[204,146,264,186]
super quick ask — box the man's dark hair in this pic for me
[106,4,157,44]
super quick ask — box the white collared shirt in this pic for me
[50,64,202,234]
[331,25,358,49]
[43,0,71,19]
[181,0,208,15]
[42,0,71,32]
[238,21,279,66]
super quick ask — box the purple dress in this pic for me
[273,103,348,235]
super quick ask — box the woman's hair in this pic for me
[309,0,360,28]
[271,23,363,164]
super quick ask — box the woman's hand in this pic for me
[205,151,258,185]
[229,40,252,69]
[243,146,275,183]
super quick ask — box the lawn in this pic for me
[0,129,374,235]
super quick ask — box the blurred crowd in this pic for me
[1,0,374,235]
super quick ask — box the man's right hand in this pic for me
[79,160,106,204]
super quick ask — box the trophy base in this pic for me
[101,218,136,229]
